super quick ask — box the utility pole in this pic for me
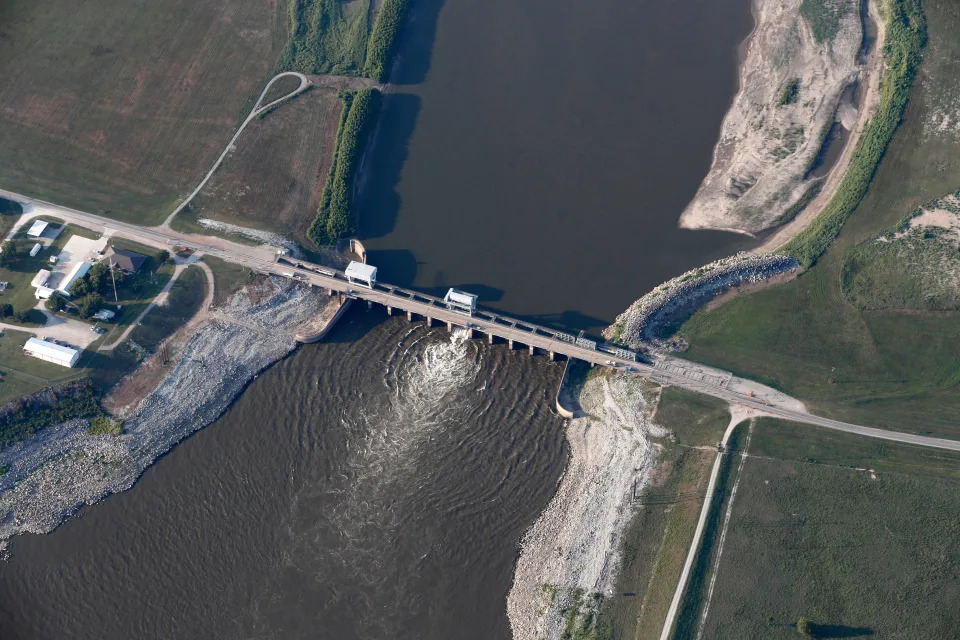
[110,260,119,302]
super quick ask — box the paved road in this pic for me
[3,188,960,453]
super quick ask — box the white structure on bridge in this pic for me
[23,337,81,367]
[345,261,376,289]
[444,288,477,316]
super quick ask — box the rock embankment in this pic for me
[0,278,334,548]
[680,0,864,234]
[606,252,798,349]
[507,372,666,640]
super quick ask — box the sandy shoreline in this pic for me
[680,0,873,236]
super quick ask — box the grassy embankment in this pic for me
[282,0,411,81]
[678,0,960,438]
[308,88,382,245]
[0,0,288,224]
[689,418,960,638]
[597,388,731,639]
[784,0,926,268]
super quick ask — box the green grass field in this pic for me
[0,329,86,405]
[174,88,344,250]
[0,0,289,224]
[203,256,254,307]
[129,266,207,351]
[679,0,960,438]
[691,418,960,639]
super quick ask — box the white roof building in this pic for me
[35,285,56,300]
[57,261,92,296]
[444,288,478,315]
[27,220,48,238]
[345,261,377,289]
[23,337,81,367]
[30,243,42,257]
[31,269,52,288]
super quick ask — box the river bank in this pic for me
[507,370,667,640]
[680,0,876,235]
[0,277,337,549]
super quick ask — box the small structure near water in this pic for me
[345,261,377,289]
[444,288,477,316]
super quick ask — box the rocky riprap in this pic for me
[0,278,332,548]
[606,252,799,349]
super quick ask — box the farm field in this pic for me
[0,0,289,224]
[173,87,344,250]
[679,0,960,438]
[689,417,960,639]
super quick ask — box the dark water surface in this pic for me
[360,0,755,332]
[0,0,755,637]
[0,312,566,639]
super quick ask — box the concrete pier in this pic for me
[406,310,414,322]
[528,344,536,356]
[386,306,394,316]
[488,333,496,344]
[508,339,516,350]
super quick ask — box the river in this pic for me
[0,0,753,636]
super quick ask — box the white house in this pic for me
[23,337,81,367]
[35,285,55,300]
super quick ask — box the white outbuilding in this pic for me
[31,269,52,288]
[26,220,48,238]
[29,243,42,257]
[35,285,55,300]
[444,288,477,316]
[345,261,377,289]
[23,337,81,367]
[57,261,92,296]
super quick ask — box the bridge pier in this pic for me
[446,321,453,332]
[466,328,477,339]
[508,339,516,350]
[549,351,557,361]
[426,317,437,328]
[487,333,496,344]
[386,306,394,316]
[406,310,414,322]
[528,345,536,356]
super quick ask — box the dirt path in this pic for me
[755,0,888,253]
[160,72,310,228]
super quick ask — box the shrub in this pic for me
[0,384,105,448]
[784,0,926,268]
[308,88,382,245]
[0,303,12,318]
[87,417,125,436]
[363,0,412,82]
[45,291,66,312]
[777,78,800,106]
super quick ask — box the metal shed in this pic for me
[23,337,80,367]
[345,261,377,289]
[57,262,92,296]
[26,220,48,238]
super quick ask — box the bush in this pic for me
[0,384,104,448]
[87,416,125,436]
[45,291,66,312]
[0,303,12,318]
[308,88,382,245]
[363,0,412,82]
[784,0,926,268]
[76,293,104,319]
[777,78,800,106]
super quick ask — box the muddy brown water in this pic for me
[0,0,755,637]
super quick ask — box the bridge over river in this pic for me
[4,188,960,453]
